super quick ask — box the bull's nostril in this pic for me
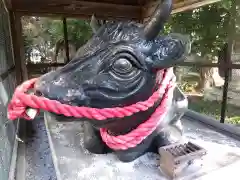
[35,90,43,96]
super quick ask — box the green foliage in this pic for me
[228,116,240,124]
[46,19,64,46]
[178,73,199,92]
[66,19,93,48]
[165,1,236,59]
[23,0,238,62]
[22,17,93,61]
[45,18,93,48]
[179,82,197,92]
[189,98,240,124]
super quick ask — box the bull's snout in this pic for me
[34,71,90,106]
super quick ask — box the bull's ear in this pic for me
[90,15,102,34]
[150,33,191,69]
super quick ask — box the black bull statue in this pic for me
[35,0,190,162]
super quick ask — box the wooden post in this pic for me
[8,11,22,84]
[62,17,70,63]
[220,0,236,123]
[9,12,28,83]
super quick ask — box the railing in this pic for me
[174,56,240,124]
[25,45,240,126]
[25,55,240,125]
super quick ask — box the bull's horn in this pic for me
[90,15,102,34]
[143,0,173,40]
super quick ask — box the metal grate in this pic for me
[165,142,202,157]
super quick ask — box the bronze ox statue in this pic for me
[34,0,190,162]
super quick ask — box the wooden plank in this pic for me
[10,0,221,20]
[26,61,240,70]
[172,0,222,14]
[62,18,70,62]
[16,12,130,21]
[81,0,140,6]
[27,63,66,69]
[12,0,141,20]
[142,0,221,20]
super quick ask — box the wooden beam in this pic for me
[172,0,222,14]
[27,63,66,69]
[142,0,221,21]
[16,12,126,21]
[62,17,70,62]
[26,61,240,70]
[12,0,141,20]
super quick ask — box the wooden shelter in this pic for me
[2,1,240,179]
[5,0,221,20]
[2,0,221,84]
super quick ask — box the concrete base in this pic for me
[44,111,240,180]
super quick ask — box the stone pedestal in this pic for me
[43,112,240,180]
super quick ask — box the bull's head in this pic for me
[35,0,189,111]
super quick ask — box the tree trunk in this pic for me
[173,67,183,83]
[196,55,214,92]
[54,40,77,64]
[197,66,213,91]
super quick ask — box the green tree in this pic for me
[165,0,238,91]
[22,17,92,63]
[168,2,230,58]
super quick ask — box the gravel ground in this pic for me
[24,113,57,180]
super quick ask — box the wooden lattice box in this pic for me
[159,141,207,179]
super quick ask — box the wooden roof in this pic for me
[5,0,221,20]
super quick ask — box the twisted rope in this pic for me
[100,83,174,150]
[7,68,174,150]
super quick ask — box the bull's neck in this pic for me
[105,99,161,136]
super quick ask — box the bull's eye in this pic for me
[112,58,133,74]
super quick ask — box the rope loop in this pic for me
[7,69,175,150]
